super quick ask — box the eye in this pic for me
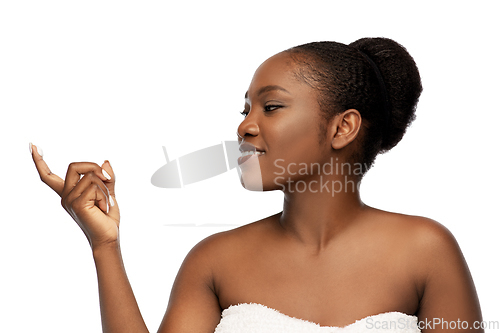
[241,104,282,117]
[240,104,250,117]
[264,105,282,112]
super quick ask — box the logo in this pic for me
[151,141,263,191]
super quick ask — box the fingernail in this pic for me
[106,202,109,214]
[29,142,32,154]
[109,195,115,207]
[102,169,111,180]
[37,146,43,158]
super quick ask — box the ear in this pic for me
[329,109,362,150]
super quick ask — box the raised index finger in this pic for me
[30,143,65,196]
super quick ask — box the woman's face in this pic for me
[237,52,331,191]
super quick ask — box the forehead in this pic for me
[246,52,302,98]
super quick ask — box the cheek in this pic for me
[261,113,323,187]
[271,112,321,161]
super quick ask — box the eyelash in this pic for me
[240,105,282,117]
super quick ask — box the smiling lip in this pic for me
[237,151,265,165]
[238,142,266,165]
[239,142,264,153]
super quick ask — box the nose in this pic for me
[237,110,259,140]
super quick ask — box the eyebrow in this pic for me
[244,85,291,99]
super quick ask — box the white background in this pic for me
[2,1,499,332]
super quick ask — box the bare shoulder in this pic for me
[372,209,482,324]
[391,213,472,281]
[363,208,469,283]
[403,214,456,244]
[183,212,280,266]
[404,214,462,261]
[371,208,461,253]
[160,214,280,332]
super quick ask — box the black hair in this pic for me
[285,37,422,176]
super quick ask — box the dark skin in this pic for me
[31,52,483,332]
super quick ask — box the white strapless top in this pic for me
[214,303,421,333]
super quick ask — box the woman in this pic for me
[30,37,483,332]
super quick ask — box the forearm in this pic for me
[92,241,149,333]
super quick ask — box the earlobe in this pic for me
[330,109,362,150]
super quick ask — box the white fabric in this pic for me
[214,303,421,333]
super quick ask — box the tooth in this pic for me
[241,150,265,157]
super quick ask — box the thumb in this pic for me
[101,160,116,197]
[102,160,119,220]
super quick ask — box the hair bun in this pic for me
[349,37,422,152]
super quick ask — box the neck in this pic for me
[278,174,366,251]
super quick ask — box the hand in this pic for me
[30,143,120,249]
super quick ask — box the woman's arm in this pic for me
[91,232,223,333]
[92,239,222,333]
[92,242,149,333]
[31,144,222,333]
[414,218,483,333]
[158,234,223,332]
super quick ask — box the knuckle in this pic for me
[60,196,67,209]
[89,162,99,171]
[80,171,94,180]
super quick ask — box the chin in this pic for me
[239,170,289,192]
[237,154,265,191]
[240,179,282,192]
[239,173,264,191]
